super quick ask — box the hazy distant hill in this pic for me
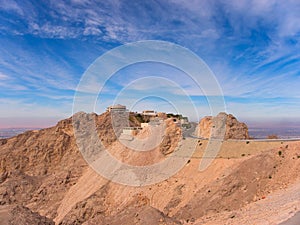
[0,128,40,139]
[248,127,300,139]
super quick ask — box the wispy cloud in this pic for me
[0,0,299,121]
[0,72,9,80]
[0,0,24,15]
[0,95,72,117]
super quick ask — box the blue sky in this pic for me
[0,0,300,127]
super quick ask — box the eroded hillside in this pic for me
[0,112,300,224]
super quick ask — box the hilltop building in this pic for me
[122,127,142,135]
[107,104,127,112]
[142,110,157,116]
[181,116,191,128]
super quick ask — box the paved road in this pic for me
[279,212,300,225]
[182,123,197,138]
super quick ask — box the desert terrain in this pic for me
[0,111,300,225]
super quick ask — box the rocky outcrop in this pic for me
[0,205,55,225]
[159,119,182,155]
[0,111,182,224]
[83,205,181,225]
[198,112,249,140]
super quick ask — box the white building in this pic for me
[142,110,157,116]
[180,116,191,128]
[122,127,142,135]
[180,117,189,124]
[141,123,149,128]
[107,104,126,112]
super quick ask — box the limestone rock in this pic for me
[0,205,55,225]
[198,112,249,140]
[159,119,182,155]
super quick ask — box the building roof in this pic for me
[109,104,126,108]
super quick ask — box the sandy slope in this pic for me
[55,139,300,224]
[280,211,300,225]
[55,138,239,224]
[193,178,300,225]
[54,167,107,224]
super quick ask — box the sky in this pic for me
[0,0,300,127]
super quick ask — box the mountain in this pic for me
[198,112,249,140]
[0,112,300,224]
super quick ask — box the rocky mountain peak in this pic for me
[198,112,249,140]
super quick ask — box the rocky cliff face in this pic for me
[1,111,300,224]
[0,205,55,225]
[198,112,249,140]
[0,111,182,224]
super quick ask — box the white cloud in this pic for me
[1,0,300,120]
[199,29,219,39]
[0,0,23,15]
[0,97,72,118]
[0,83,27,91]
[0,37,79,92]
[83,27,102,36]
[0,72,9,80]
